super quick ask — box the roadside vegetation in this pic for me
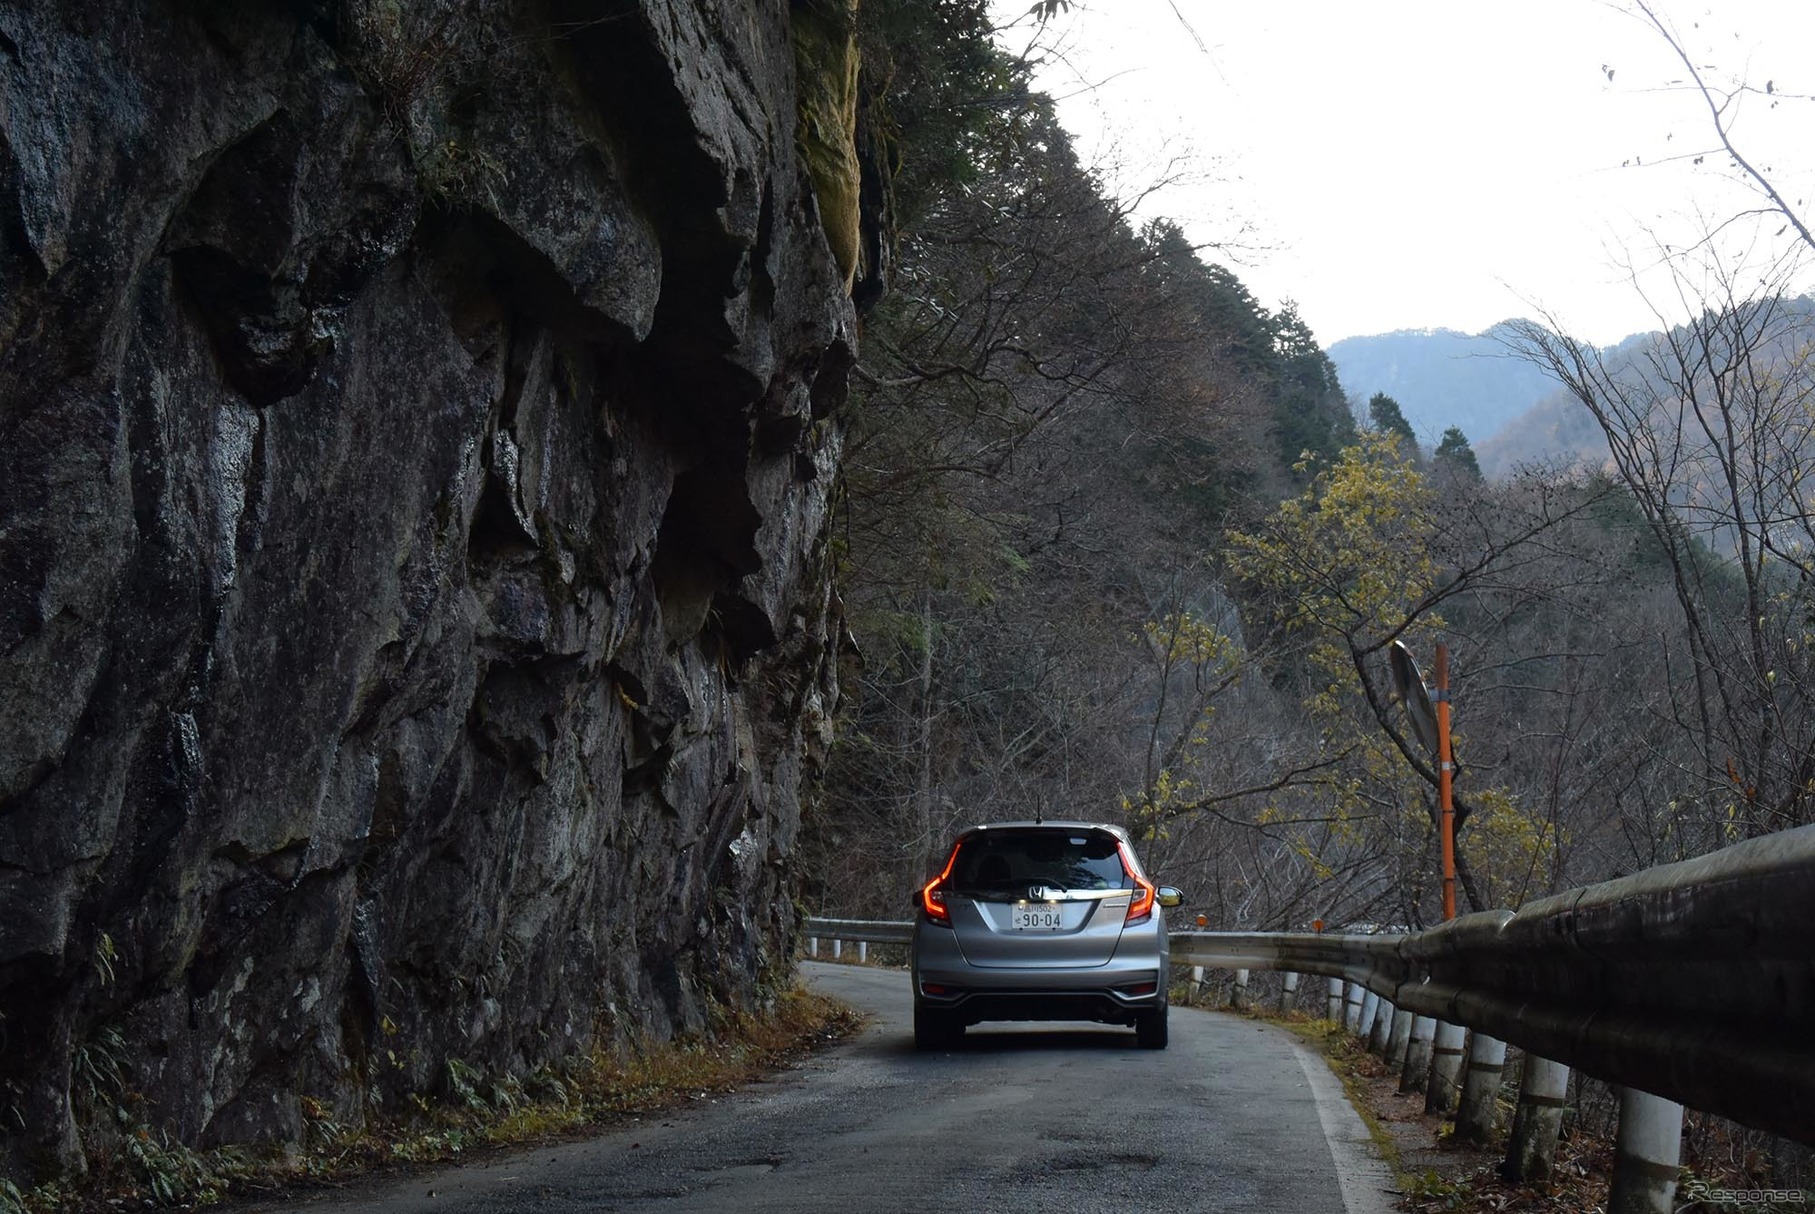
[0,992,860,1214]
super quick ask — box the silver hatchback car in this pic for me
[910,821,1182,1050]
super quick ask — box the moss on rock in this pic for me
[792,0,864,290]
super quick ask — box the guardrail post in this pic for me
[1368,999,1393,1055]
[1231,968,1250,1010]
[808,936,819,958]
[1327,977,1344,1022]
[1400,1015,1436,1094]
[1608,1089,1683,1214]
[1425,1020,1468,1115]
[858,941,868,964]
[1344,981,1365,1032]
[1191,965,1204,992]
[832,938,842,961]
[1357,989,1379,1037]
[1386,1007,1412,1068]
[1454,1033,1508,1143]
[1501,1055,1570,1183]
[1278,971,1299,1014]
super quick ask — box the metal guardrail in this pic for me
[1175,823,1815,1146]
[802,917,914,946]
[805,821,1815,1162]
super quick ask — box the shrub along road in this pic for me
[242,963,1395,1213]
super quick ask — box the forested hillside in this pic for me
[1477,328,1704,477]
[808,1,1815,941]
[808,0,1356,926]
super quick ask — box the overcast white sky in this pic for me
[1007,0,1815,347]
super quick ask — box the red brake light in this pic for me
[1119,841,1156,923]
[920,844,960,926]
[921,882,950,924]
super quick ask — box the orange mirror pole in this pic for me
[1436,642,1456,920]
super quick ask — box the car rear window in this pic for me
[950,829,1130,894]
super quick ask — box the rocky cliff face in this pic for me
[0,0,863,1177]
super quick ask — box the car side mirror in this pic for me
[1156,887,1183,908]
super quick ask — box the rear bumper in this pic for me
[914,983,1162,1026]
[911,917,1168,1026]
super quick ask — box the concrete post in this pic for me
[1278,971,1300,1014]
[1501,1055,1570,1183]
[1326,977,1344,1022]
[1344,981,1366,1033]
[1231,968,1251,1010]
[1608,1089,1683,1214]
[808,937,819,958]
[1425,1020,1468,1115]
[858,941,868,964]
[1385,1007,1413,1068]
[1400,1015,1436,1094]
[832,938,842,961]
[1357,990,1379,1038]
[1454,1033,1508,1143]
[1368,998,1393,1055]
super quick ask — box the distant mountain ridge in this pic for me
[1475,307,1815,479]
[1338,301,1815,480]
[1328,322,1581,448]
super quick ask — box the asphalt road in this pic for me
[242,962,1396,1213]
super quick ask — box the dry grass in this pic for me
[8,988,863,1214]
[1176,985,1615,1213]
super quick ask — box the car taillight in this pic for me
[1126,875,1156,923]
[920,845,959,926]
[1119,841,1156,923]
[921,881,950,925]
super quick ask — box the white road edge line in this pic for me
[1291,1042,1400,1214]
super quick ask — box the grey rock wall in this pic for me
[0,0,857,1177]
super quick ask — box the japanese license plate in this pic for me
[1010,903,1064,931]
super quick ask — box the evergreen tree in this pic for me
[1270,303,1355,472]
[1367,392,1417,449]
[1143,221,1278,378]
[1433,425,1483,481]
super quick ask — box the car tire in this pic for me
[914,1003,962,1050]
[1135,1003,1169,1050]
